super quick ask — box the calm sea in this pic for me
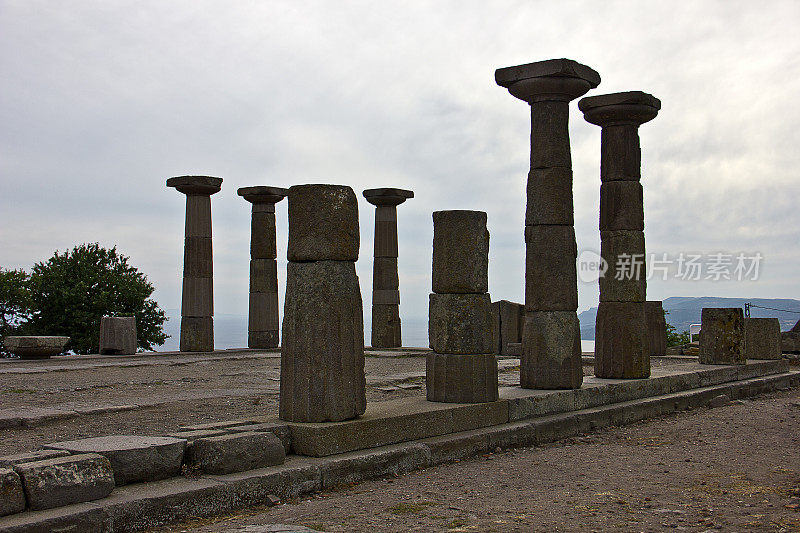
[159,313,595,353]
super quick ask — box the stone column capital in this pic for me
[363,188,414,207]
[495,58,600,103]
[237,186,289,205]
[167,176,222,196]
[579,91,660,127]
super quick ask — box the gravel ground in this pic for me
[150,389,800,533]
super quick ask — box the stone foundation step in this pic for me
[2,369,797,533]
[284,358,788,456]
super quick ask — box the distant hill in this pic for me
[578,297,800,340]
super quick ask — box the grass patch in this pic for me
[388,501,437,515]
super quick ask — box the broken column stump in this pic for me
[99,316,137,355]
[279,184,366,422]
[496,58,600,389]
[427,210,498,403]
[363,188,414,348]
[167,175,222,352]
[238,186,288,349]
[645,301,667,357]
[491,300,525,355]
[744,317,781,360]
[580,91,660,378]
[699,307,745,365]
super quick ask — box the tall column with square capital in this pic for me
[363,188,414,348]
[167,175,222,352]
[495,59,600,389]
[579,91,660,378]
[238,186,288,349]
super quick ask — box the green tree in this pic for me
[26,243,168,354]
[0,268,33,356]
[663,308,690,347]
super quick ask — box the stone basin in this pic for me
[3,336,69,359]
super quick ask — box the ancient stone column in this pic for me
[238,186,289,349]
[167,176,222,352]
[495,58,600,389]
[427,210,498,403]
[580,92,660,378]
[279,184,366,422]
[699,307,745,365]
[645,301,667,357]
[363,188,414,348]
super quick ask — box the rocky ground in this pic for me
[151,389,800,533]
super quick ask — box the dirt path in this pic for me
[153,390,800,533]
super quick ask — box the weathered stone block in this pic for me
[248,330,279,349]
[0,467,25,516]
[520,311,582,389]
[495,300,525,356]
[595,301,650,378]
[432,210,489,294]
[249,259,278,293]
[286,184,359,261]
[45,435,186,486]
[372,257,399,290]
[226,423,291,453]
[525,168,574,225]
[524,226,578,311]
[251,210,277,259]
[426,353,499,403]
[372,289,400,305]
[600,124,641,181]
[699,308,745,365]
[374,217,399,258]
[599,230,646,302]
[645,301,667,356]
[183,236,213,277]
[183,193,213,237]
[599,181,644,231]
[744,318,781,360]
[180,316,213,352]
[371,304,401,349]
[99,316,137,355]
[181,276,214,316]
[781,331,800,353]
[2,336,69,359]
[249,292,279,332]
[280,260,366,422]
[13,453,114,511]
[428,293,494,355]
[529,100,571,168]
[186,432,285,475]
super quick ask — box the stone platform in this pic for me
[1,358,796,533]
[280,358,788,456]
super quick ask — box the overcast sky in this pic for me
[2,1,799,348]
